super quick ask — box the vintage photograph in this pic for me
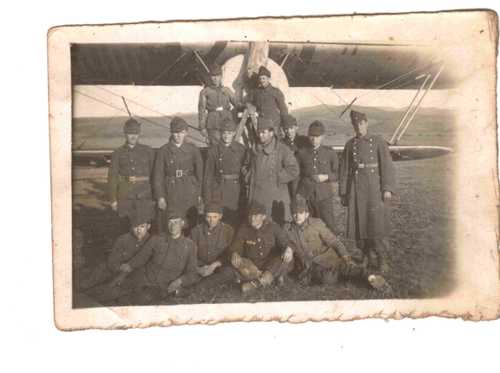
[49,11,500,328]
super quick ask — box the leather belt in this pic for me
[357,163,378,169]
[166,169,193,178]
[120,175,149,184]
[220,174,239,180]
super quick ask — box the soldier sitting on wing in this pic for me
[189,202,238,291]
[230,202,294,293]
[107,118,155,234]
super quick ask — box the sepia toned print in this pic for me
[49,11,500,330]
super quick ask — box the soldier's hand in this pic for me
[119,263,132,273]
[111,201,118,212]
[211,261,222,272]
[282,246,294,263]
[231,253,242,268]
[259,271,274,287]
[197,265,212,277]
[167,278,183,293]
[382,191,392,202]
[158,198,167,210]
[340,195,348,207]
[200,129,208,141]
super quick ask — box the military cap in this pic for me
[281,114,298,129]
[256,117,275,132]
[170,116,188,133]
[290,195,309,214]
[130,203,153,227]
[205,201,223,214]
[220,118,237,132]
[308,120,325,136]
[258,65,271,78]
[123,118,141,134]
[166,207,184,221]
[350,110,367,125]
[209,64,222,76]
[248,202,267,216]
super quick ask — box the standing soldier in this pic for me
[339,110,396,280]
[296,120,339,234]
[198,64,237,146]
[230,202,294,293]
[203,118,247,226]
[280,113,310,196]
[154,116,203,232]
[189,202,237,290]
[245,117,299,226]
[247,66,288,132]
[108,118,155,232]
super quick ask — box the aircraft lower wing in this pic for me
[72,144,452,167]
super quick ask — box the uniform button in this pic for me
[371,170,375,173]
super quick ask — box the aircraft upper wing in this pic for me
[71,41,456,89]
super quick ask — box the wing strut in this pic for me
[389,64,445,145]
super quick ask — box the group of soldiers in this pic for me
[76,64,397,304]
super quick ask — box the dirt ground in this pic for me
[72,153,456,308]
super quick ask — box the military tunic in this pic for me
[190,221,234,266]
[281,134,309,197]
[108,143,155,218]
[246,138,299,225]
[203,141,247,224]
[189,221,237,289]
[154,140,203,229]
[284,217,348,270]
[339,134,396,239]
[198,85,235,144]
[247,84,288,128]
[296,145,339,233]
[230,219,291,276]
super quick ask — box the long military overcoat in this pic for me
[339,134,396,240]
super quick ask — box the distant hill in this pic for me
[73,105,455,150]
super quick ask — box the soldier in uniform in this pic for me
[230,202,294,293]
[107,118,155,232]
[154,116,204,232]
[203,118,247,226]
[189,202,238,290]
[198,64,237,146]
[246,66,288,132]
[82,205,163,304]
[244,117,299,226]
[281,113,310,196]
[284,196,359,286]
[339,110,396,284]
[296,120,339,234]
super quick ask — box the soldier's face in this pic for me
[125,133,140,146]
[168,218,184,237]
[221,130,235,144]
[132,223,150,240]
[308,135,323,148]
[284,126,297,140]
[210,74,222,86]
[205,212,222,229]
[353,120,368,137]
[259,75,270,87]
[249,213,266,229]
[293,211,309,225]
[258,129,273,144]
[172,130,187,144]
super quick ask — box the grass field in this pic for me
[72,105,456,307]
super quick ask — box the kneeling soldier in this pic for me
[189,202,238,290]
[83,205,162,303]
[284,196,358,286]
[230,202,294,293]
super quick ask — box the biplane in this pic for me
[71,40,455,163]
